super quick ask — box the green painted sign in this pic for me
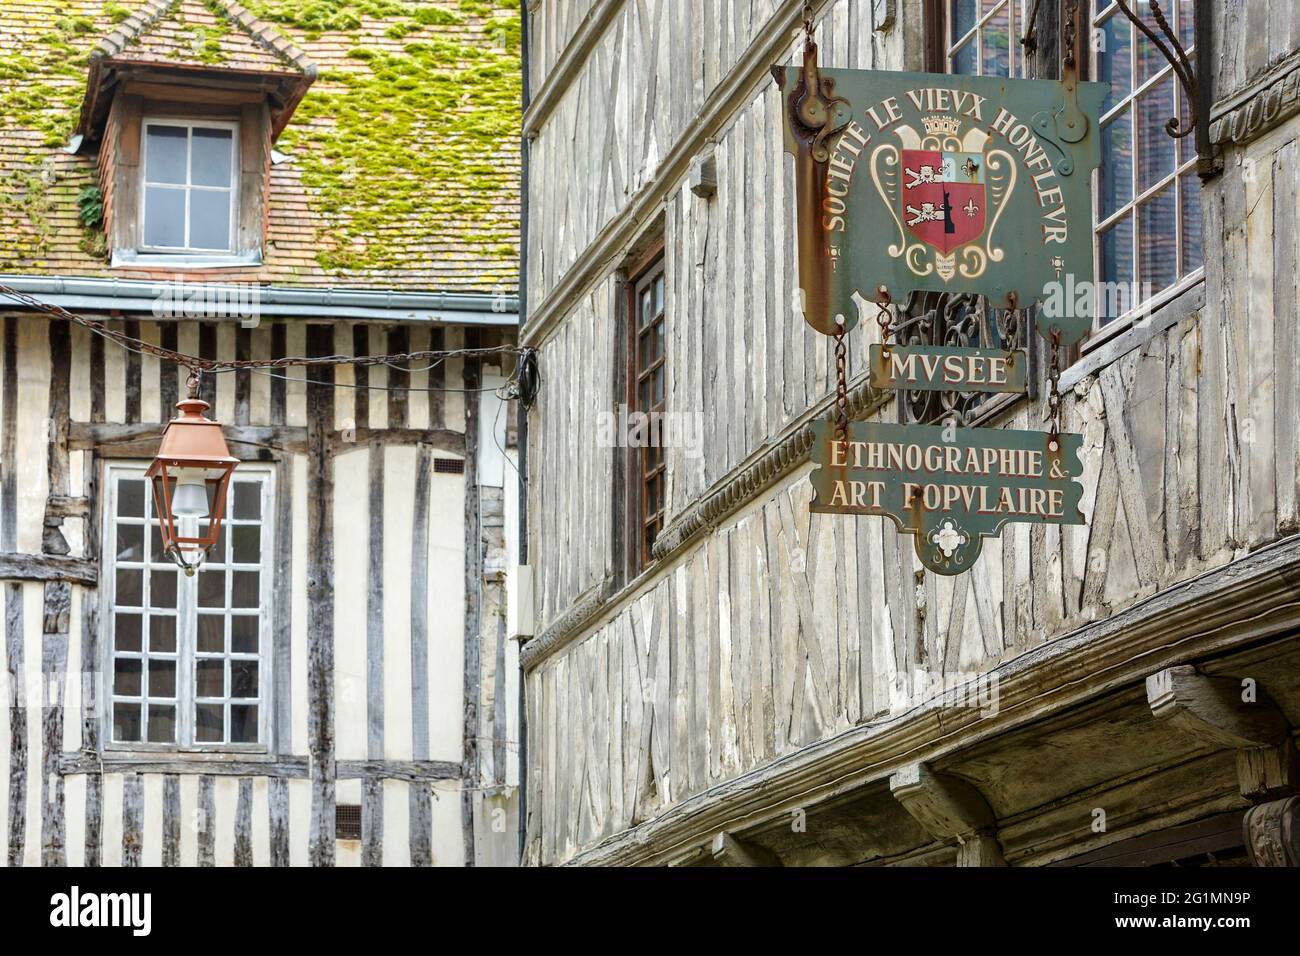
[773,58,1107,345]
[810,419,1085,575]
[869,345,1028,394]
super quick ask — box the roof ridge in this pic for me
[91,0,317,78]
[208,0,318,78]
[91,0,179,61]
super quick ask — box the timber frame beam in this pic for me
[0,552,97,586]
[521,0,832,346]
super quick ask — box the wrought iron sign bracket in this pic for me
[1110,0,1220,179]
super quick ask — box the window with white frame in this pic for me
[141,119,239,254]
[1091,0,1201,333]
[105,463,273,750]
[943,1,1204,338]
[945,0,1025,78]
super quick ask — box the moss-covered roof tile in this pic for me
[0,0,520,294]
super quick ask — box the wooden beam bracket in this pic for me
[1145,665,1297,800]
[889,762,1006,866]
[710,830,782,867]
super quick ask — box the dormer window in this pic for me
[142,120,239,254]
[71,0,318,269]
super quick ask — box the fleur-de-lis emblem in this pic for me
[930,519,969,558]
[964,198,979,218]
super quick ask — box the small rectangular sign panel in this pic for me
[869,345,1028,394]
[810,419,1084,575]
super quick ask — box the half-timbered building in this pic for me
[519,0,1300,866]
[1,0,522,867]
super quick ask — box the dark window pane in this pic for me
[1099,213,1135,325]
[1180,174,1202,275]
[232,571,260,609]
[116,524,144,563]
[145,125,188,185]
[144,186,186,248]
[149,614,177,653]
[147,705,176,743]
[200,523,224,558]
[191,128,234,188]
[198,614,225,653]
[150,523,166,562]
[952,0,977,40]
[197,659,225,698]
[198,570,226,608]
[1100,110,1133,220]
[190,189,232,251]
[980,5,1010,77]
[116,569,142,607]
[231,704,258,743]
[232,525,260,564]
[1178,0,1194,49]
[196,703,223,742]
[231,616,258,654]
[114,658,142,697]
[118,480,145,518]
[950,41,976,75]
[1137,76,1176,192]
[654,274,664,312]
[115,613,142,652]
[640,289,652,327]
[150,569,177,609]
[655,321,664,358]
[1139,185,1178,295]
[148,660,176,699]
[231,660,259,699]
[1096,12,1132,114]
[232,482,261,520]
[1135,7,1167,83]
[653,368,664,405]
[113,703,142,742]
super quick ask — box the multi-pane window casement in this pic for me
[141,119,239,254]
[1091,0,1202,335]
[105,463,273,751]
[631,257,666,571]
[946,0,1025,78]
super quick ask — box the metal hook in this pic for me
[1111,0,1218,178]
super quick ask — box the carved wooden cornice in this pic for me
[553,533,1300,866]
[1210,51,1300,147]
[520,576,616,671]
[652,374,887,561]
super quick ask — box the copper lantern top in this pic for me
[147,397,239,472]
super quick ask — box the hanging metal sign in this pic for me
[773,51,1107,345]
[868,344,1028,394]
[809,419,1085,575]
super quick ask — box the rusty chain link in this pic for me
[1047,326,1063,449]
[833,320,849,446]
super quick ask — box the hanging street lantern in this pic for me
[147,381,239,575]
